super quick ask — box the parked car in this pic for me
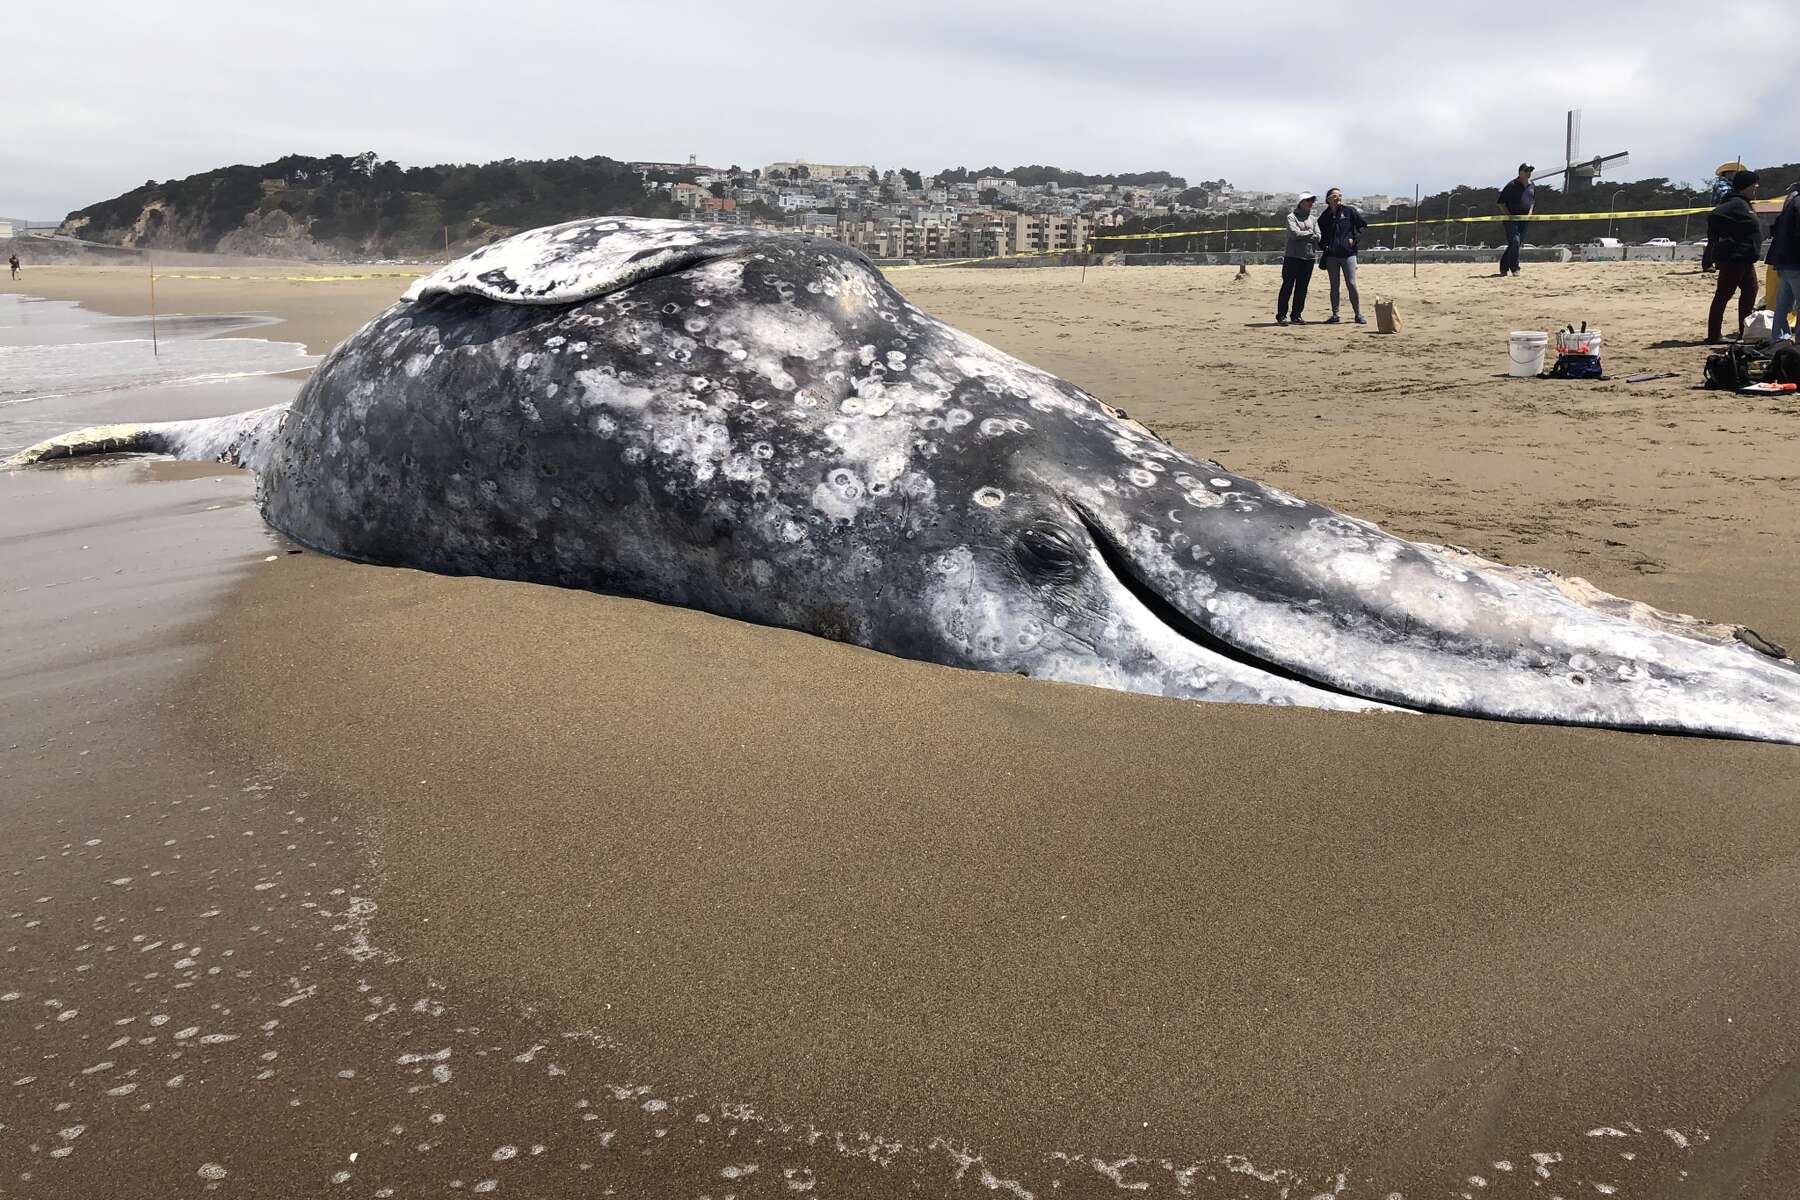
[1642,237,1676,247]
[1588,237,1623,249]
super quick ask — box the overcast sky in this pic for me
[3,0,1793,218]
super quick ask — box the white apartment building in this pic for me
[1007,213,1094,254]
[763,161,874,182]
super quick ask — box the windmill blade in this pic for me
[1589,151,1630,178]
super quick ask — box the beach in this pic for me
[3,257,1799,1196]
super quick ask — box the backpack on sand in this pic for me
[1703,342,1767,389]
[1768,341,1800,385]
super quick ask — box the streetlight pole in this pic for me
[1608,188,1625,239]
[1464,204,1475,246]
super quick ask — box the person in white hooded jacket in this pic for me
[1277,192,1320,325]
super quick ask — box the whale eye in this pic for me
[1016,522,1085,584]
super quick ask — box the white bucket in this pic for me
[1508,331,1548,377]
[1555,329,1603,355]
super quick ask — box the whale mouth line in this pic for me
[1071,504,1390,709]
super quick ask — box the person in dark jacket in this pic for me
[1496,163,1534,276]
[1316,188,1368,324]
[1766,181,1800,343]
[1702,163,1744,273]
[1706,169,1763,343]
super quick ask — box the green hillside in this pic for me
[61,152,677,258]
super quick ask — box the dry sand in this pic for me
[4,257,1799,1196]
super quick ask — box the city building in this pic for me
[763,161,874,182]
[1006,213,1093,254]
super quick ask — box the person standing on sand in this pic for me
[1703,162,1746,273]
[1277,192,1320,326]
[1765,180,1800,344]
[1706,169,1763,344]
[7,254,17,280]
[1316,188,1368,324]
[1496,163,1534,277]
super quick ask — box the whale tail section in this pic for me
[3,404,290,473]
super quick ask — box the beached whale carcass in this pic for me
[8,216,1799,743]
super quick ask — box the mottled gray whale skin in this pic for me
[10,217,1800,742]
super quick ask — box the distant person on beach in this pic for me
[1706,169,1763,344]
[1317,188,1368,324]
[1767,180,1800,343]
[7,254,17,280]
[1496,163,1534,276]
[1276,192,1320,325]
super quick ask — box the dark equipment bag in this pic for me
[1702,342,1769,389]
[1768,341,1800,385]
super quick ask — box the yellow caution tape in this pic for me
[1091,205,1714,244]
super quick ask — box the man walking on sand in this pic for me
[1277,192,1320,326]
[1317,188,1368,324]
[1707,169,1763,345]
[1497,163,1534,277]
[7,254,17,280]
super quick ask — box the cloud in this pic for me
[2,0,1793,217]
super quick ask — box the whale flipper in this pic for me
[3,404,289,472]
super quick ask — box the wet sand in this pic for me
[2,262,420,358]
[4,258,1800,1196]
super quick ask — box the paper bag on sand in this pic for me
[1374,296,1400,335]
